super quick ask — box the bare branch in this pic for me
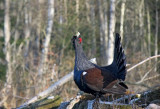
[127,55,160,72]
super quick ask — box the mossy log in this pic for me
[19,96,62,109]
[58,86,160,109]
[16,86,160,109]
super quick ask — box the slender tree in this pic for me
[147,6,151,57]
[24,0,31,57]
[120,0,126,41]
[76,0,79,30]
[155,0,159,71]
[107,0,116,65]
[38,0,55,91]
[98,0,106,65]
[3,0,12,108]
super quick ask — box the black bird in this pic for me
[72,32,128,97]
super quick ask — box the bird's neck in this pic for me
[74,43,94,71]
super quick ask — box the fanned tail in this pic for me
[113,33,127,81]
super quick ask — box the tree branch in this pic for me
[127,55,160,72]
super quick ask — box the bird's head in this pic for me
[71,32,82,49]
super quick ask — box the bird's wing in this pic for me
[101,67,128,94]
[82,68,103,92]
[102,80,128,94]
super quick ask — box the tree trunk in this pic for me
[24,0,31,57]
[98,0,106,65]
[85,0,91,24]
[147,6,151,58]
[107,0,116,65]
[90,1,96,57]
[38,0,55,91]
[120,0,126,42]
[3,0,12,108]
[76,0,79,30]
[64,0,68,24]
[155,0,158,71]
[4,0,11,85]
[103,0,108,65]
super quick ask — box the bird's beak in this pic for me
[76,32,80,38]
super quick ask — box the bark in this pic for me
[139,0,145,54]
[85,0,91,24]
[37,0,55,92]
[64,0,68,24]
[3,0,12,108]
[90,1,96,56]
[120,0,126,42]
[107,0,116,65]
[4,0,11,85]
[155,0,159,71]
[76,0,79,30]
[38,0,54,75]
[98,0,108,65]
[98,0,105,63]
[24,0,31,57]
[147,6,151,57]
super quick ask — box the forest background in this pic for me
[0,0,160,108]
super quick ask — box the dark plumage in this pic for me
[72,33,128,97]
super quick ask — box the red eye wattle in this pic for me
[79,38,82,43]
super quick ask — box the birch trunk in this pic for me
[98,0,106,65]
[38,0,54,75]
[4,0,11,85]
[38,0,54,91]
[139,0,144,54]
[155,0,158,71]
[85,0,91,24]
[107,0,116,65]
[76,0,79,30]
[24,0,31,57]
[147,7,151,58]
[3,0,12,108]
[103,0,108,65]
[120,0,126,42]
[90,1,96,56]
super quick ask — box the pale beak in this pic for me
[76,32,80,38]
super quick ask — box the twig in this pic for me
[66,95,81,109]
[99,99,128,105]
[127,55,160,72]
[136,68,153,84]
[12,95,29,100]
[111,94,135,104]
[142,74,160,82]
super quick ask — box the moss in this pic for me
[36,96,62,109]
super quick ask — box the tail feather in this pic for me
[113,33,127,81]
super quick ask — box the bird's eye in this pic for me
[78,37,82,44]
